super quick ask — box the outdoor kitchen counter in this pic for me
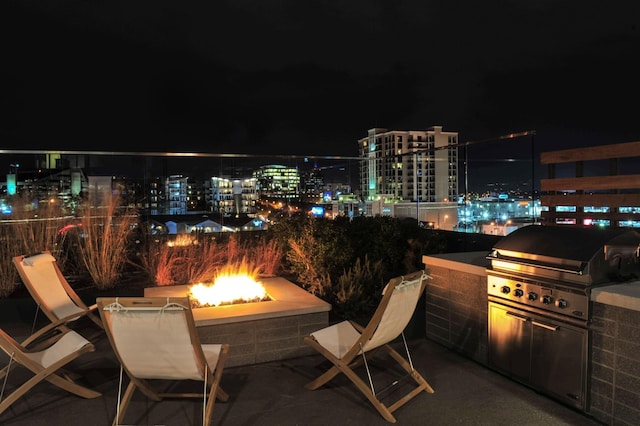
[422,251,490,274]
[591,280,640,311]
[422,251,490,365]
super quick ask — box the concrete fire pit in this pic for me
[144,276,331,367]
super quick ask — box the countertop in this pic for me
[422,251,491,276]
[591,280,640,312]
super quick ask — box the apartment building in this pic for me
[207,176,258,215]
[358,126,459,203]
[166,175,188,215]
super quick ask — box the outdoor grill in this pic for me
[486,225,640,412]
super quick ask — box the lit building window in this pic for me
[619,206,640,214]
[619,220,640,228]
[583,218,610,227]
[556,218,577,225]
[584,206,609,213]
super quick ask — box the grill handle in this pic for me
[487,251,587,275]
[532,320,559,331]
[505,312,529,322]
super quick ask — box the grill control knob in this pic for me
[527,292,538,301]
[556,299,568,309]
[500,286,511,294]
[542,295,553,304]
[514,289,524,297]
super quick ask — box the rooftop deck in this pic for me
[0,307,601,426]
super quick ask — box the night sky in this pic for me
[2,1,640,161]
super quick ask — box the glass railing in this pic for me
[0,132,539,233]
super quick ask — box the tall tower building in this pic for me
[358,126,458,202]
[166,175,188,215]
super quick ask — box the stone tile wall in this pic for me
[590,302,640,425]
[197,311,329,367]
[425,264,488,364]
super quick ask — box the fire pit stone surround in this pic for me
[144,276,331,367]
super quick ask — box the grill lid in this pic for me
[488,225,640,285]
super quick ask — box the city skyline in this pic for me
[0,144,529,197]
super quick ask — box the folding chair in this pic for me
[0,317,101,415]
[13,251,104,338]
[97,297,229,426]
[304,270,435,423]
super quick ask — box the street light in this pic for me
[503,219,512,236]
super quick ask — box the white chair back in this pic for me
[102,300,204,381]
[20,253,84,319]
[363,273,426,352]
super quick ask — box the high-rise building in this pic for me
[358,126,459,203]
[253,165,300,200]
[301,165,325,203]
[166,175,188,215]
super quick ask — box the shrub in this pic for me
[136,232,283,287]
[247,236,283,277]
[333,256,385,320]
[0,194,74,297]
[75,192,137,290]
[268,214,445,320]
[269,213,352,292]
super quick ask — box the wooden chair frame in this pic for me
[97,297,229,426]
[304,270,435,423]
[13,251,104,338]
[0,314,101,416]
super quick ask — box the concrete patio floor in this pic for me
[0,312,603,426]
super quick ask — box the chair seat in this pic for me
[24,331,91,368]
[0,326,100,417]
[311,321,361,359]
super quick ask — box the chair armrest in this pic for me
[350,321,366,333]
[20,310,89,348]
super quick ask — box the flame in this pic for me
[189,269,268,307]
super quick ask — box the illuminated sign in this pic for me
[6,174,16,195]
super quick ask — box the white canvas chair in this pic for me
[13,251,104,339]
[0,316,101,416]
[304,270,435,423]
[97,297,229,426]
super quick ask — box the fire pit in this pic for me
[144,277,331,367]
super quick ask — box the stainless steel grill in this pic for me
[486,225,640,412]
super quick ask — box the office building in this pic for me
[253,165,300,200]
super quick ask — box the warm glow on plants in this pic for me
[167,234,198,247]
[76,191,137,290]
